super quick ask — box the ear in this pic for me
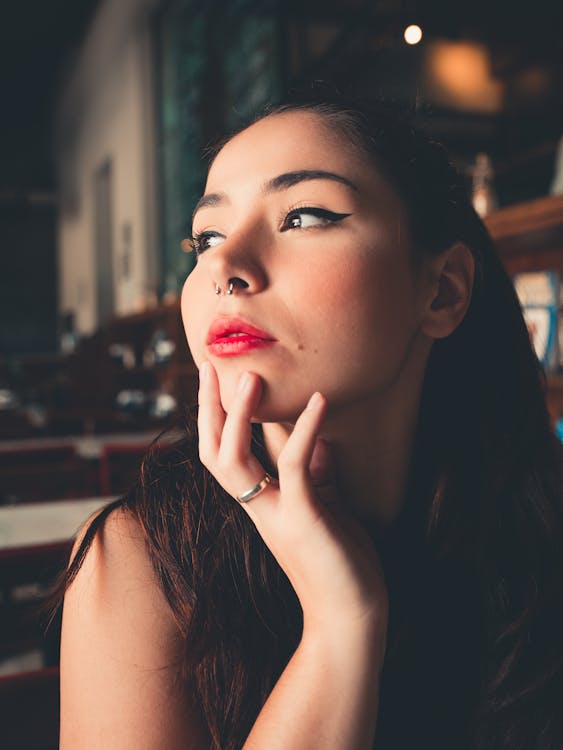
[420,242,475,340]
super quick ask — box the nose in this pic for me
[207,233,268,297]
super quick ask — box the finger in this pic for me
[277,392,327,505]
[280,392,327,473]
[219,371,263,468]
[308,438,336,486]
[309,438,342,510]
[197,360,225,462]
[212,371,275,510]
[198,367,275,513]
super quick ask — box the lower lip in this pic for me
[207,336,277,357]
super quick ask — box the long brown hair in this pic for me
[50,97,563,749]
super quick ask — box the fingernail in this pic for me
[238,371,252,393]
[307,392,323,410]
[199,361,209,383]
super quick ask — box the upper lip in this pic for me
[206,316,276,345]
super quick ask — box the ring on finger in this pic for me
[236,473,273,503]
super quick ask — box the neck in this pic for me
[261,376,425,539]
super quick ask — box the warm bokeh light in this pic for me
[422,40,503,113]
[404,24,423,45]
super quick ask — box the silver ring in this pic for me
[236,473,272,503]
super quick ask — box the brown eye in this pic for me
[280,208,351,232]
[191,231,225,255]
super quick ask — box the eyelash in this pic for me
[279,206,351,232]
[189,207,351,256]
[188,231,223,256]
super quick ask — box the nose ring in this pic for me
[215,282,235,295]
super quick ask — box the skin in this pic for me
[181,110,474,747]
[59,111,474,749]
[182,110,474,531]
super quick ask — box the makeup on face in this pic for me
[181,110,421,431]
[206,316,278,358]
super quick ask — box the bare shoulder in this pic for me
[60,506,209,749]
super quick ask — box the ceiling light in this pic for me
[404,24,423,45]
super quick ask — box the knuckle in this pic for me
[277,450,300,473]
[218,442,245,468]
[216,455,234,475]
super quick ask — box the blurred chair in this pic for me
[0,446,99,504]
[0,542,70,664]
[0,666,60,750]
[0,410,36,440]
[99,443,148,496]
[0,445,75,468]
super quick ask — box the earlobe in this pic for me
[422,242,475,340]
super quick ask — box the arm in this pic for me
[243,620,384,749]
[59,508,209,750]
[198,363,389,749]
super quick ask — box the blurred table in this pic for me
[0,497,113,551]
[0,497,112,652]
[0,431,164,460]
[0,497,116,665]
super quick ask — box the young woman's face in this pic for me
[182,111,431,423]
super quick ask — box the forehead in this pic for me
[205,111,374,191]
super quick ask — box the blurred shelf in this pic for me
[485,193,563,274]
[486,196,563,425]
[547,376,563,390]
[485,194,563,239]
[164,363,197,374]
[0,302,196,440]
[111,363,197,375]
[106,299,181,327]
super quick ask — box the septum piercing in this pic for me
[215,282,234,295]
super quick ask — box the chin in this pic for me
[252,398,308,426]
[250,408,295,425]
[221,386,301,426]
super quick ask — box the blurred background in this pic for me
[0,0,562,746]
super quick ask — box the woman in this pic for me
[56,97,563,749]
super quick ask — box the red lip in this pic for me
[206,316,277,357]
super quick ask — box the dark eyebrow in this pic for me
[191,169,357,223]
[265,170,358,193]
[192,192,227,221]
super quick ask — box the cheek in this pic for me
[181,272,205,367]
[291,251,418,382]
[295,251,411,336]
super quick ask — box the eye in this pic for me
[190,230,225,255]
[280,207,351,232]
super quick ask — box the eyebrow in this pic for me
[192,169,358,221]
[267,170,358,193]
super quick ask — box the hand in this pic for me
[197,361,389,639]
